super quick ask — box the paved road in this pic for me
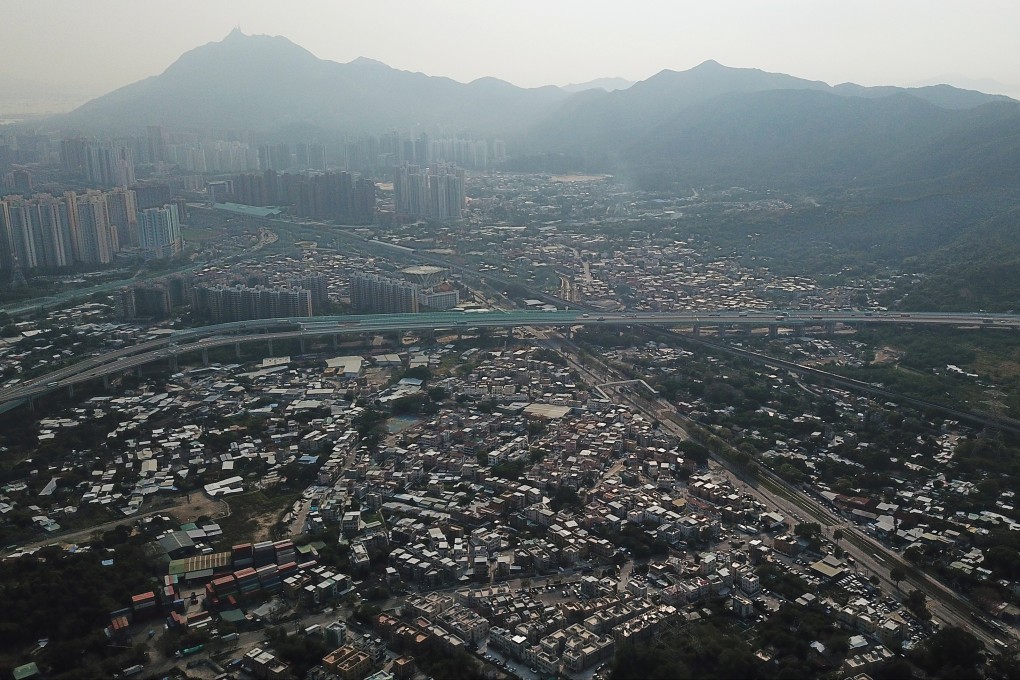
[537,326,1014,652]
[5,309,1018,409]
[5,493,229,554]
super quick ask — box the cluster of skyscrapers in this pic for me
[138,204,184,260]
[349,269,459,314]
[392,163,466,220]
[53,129,502,183]
[59,127,258,179]
[342,133,505,172]
[59,138,136,187]
[190,273,328,323]
[117,284,175,319]
[349,272,422,314]
[218,170,376,223]
[0,188,182,273]
[257,142,327,172]
[164,138,259,174]
[193,284,314,323]
[0,125,494,279]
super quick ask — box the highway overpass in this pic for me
[2,308,1017,411]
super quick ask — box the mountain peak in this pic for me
[348,56,388,68]
[693,59,726,70]
[562,77,634,93]
[59,30,570,134]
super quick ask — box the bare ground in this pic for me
[166,493,229,524]
[12,493,228,552]
[872,347,903,365]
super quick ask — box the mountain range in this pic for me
[561,77,634,93]
[54,30,1020,195]
[59,29,567,136]
[46,30,1020,307]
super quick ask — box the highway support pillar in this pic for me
[170,355,178,372]
[202,349,209,366]
[27,396,34,412]
[235,342,241,359]
[268,339,274,355]
[692,324,700,337]
[103,375,110,390]
[826,321,836,335]
[332,335,338,350]
[67,384,74,399]
[769,324,779,338]
[300,338,306,354]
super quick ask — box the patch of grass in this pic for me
[181,225,226,243]
[214,490,300,547]
[972,351,1020,380]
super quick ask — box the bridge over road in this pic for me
[1,309,1016,412]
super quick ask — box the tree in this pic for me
[968,586,1002,613]
[983,545,1020,581]
[678,439,710,466]
[904,589,931,621]
[873,658,918,680]
[833,528,844,544]
[911,626,984,679]
[491,460,525,480]
[550,486,581,512]
[890,565,906,590]
[402,366,432,382]
[985,645,1020,680]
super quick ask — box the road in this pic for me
[533,325,1014,652]
[5,493,230,554]
[6,309,1019,410]
[4,219,1016,650]
[694,419,1013,649]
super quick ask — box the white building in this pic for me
[138,203,183,260]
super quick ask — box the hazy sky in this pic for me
[7,0,1020,99]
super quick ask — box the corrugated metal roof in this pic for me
[168,551,232,576]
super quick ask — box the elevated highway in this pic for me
[2,308,1017,411]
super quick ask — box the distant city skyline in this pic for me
[5,0,1020,112]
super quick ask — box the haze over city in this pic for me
[1,2,1020,680]
[5,0,1020,114]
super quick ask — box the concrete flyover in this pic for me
[2,309,1018,412]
